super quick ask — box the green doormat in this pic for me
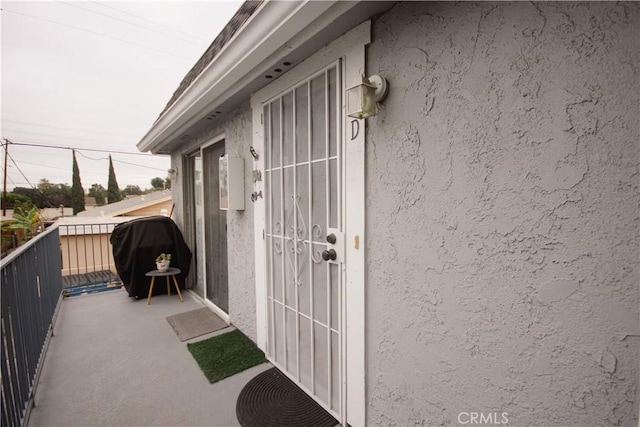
[187,329,266,383]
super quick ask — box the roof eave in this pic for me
[137,0,343,154]
[108,196,172,217]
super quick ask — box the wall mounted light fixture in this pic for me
[346,74,388,119]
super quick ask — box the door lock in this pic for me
[323,228,344,263]
[322,249,337,261]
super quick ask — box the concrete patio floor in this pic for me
[28,288,271,427]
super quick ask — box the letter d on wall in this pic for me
[350,119,360,140]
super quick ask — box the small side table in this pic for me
[145,267,184,305]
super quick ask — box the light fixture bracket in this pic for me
[368,75,389,102]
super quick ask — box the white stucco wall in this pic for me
[170,101,257,342]
[366,2,638,426]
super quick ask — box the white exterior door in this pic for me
[252,21,370,426]
[263,61,343,418]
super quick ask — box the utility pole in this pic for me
[2,138,9,217]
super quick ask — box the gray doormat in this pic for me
[166,307,227,341]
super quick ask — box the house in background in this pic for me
[137,2,639,426]
[59,190,173,292]
[83,196,98,210]
[76,190,172,218]
[1,207,73,223]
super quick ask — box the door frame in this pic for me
[251,21,369,426]
[190,133,231,323]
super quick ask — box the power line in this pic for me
[75,150,167,172]
[5,146,56,208]
[1,145,88,174]
[6,140,166,157]
[2,118,138,138]
[0,165,18,185]
[1,7,193,61]
[2,128,137,145]
[3,159,128,178]
[3,139,169,189]
[2,140,168,205]
[56,1,207,47]
[74,151,108,161]
[6,159,70,173]
[6,151,36,189]
[112,159,167,172]
[92,1,210,43]
[6,169,108,182]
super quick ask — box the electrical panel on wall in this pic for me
[219,155,244,211]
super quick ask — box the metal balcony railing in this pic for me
[58,223,122,296]
[1,220,127,425]
[1,224,63,427]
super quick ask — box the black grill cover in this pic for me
[110,216,192,298]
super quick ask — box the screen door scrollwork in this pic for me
[264,61,343,417]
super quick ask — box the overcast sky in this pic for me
[1,0,243,192]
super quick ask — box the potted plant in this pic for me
[155,253,171,272]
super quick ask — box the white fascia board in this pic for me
[137,0,341,153]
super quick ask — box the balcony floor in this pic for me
[28,288,271,426]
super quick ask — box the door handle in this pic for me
[326,234,337,244]
[322,249,337,262]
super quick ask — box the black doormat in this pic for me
[236,367,338,427]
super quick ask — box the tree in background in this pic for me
[107,155,122,204]
[13,180,71,208]
[37,178,54,192]
[123,185,142,196]
[88,184,107,206]
[0,192,34,211]
[71,150,85,215]
[47,183,72,207]
[150,177,165,191]
[12,187,46,207]
[164,177,171,190]
[39,180,72,207]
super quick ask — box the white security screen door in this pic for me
[264,61,343,419]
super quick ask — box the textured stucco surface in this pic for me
[170,101,257,342]
[366,2,639,426]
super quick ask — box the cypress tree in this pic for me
[107,155,122,204]
[71,150,85,215]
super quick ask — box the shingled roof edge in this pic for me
[154,1,264,123]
